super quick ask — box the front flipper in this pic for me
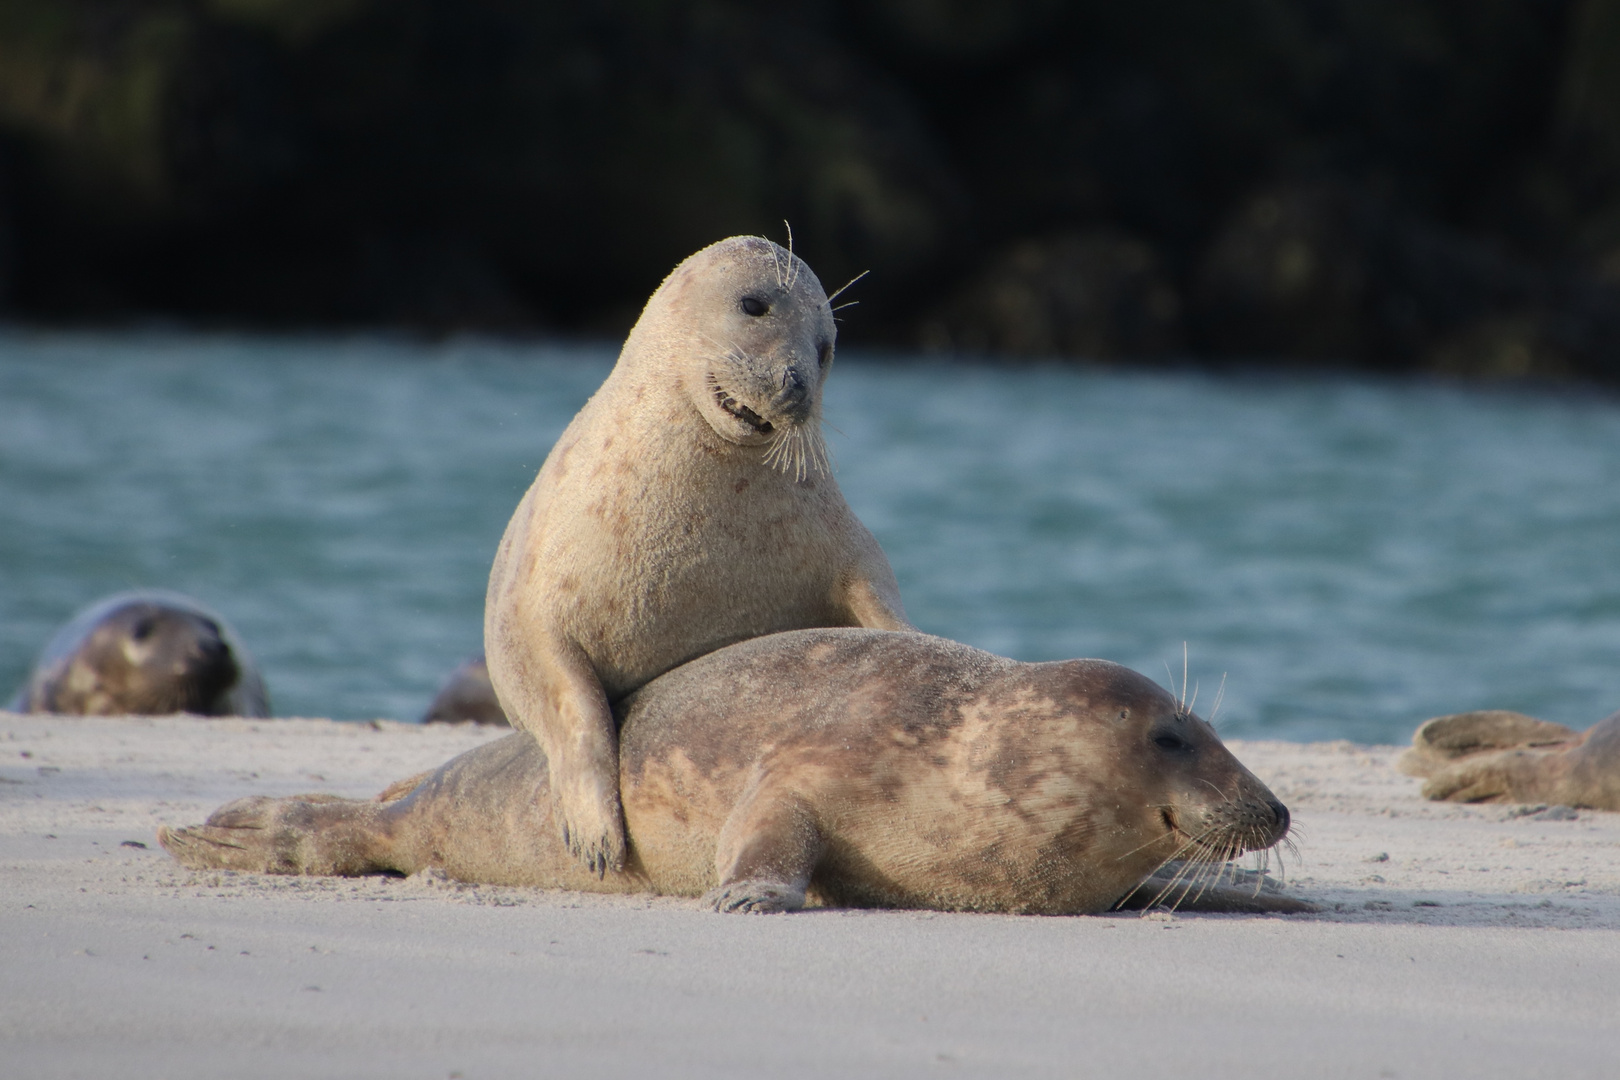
[487,632,625,876]
[158,794,405,876]
[702,775,822,914]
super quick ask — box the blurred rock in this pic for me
[0,0,962,329]
[1196,185,1380,362]
[923,230,1182,359]
[1196,180,1620,378]
[1422,315,1576,379]
[1,0,1619,381]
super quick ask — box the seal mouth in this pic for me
[1116,801,1295,913]
[711,382,774,434]
[1162,807,1284,861]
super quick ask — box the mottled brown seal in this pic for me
[160,629,1306,915]
[1399,708,1620,811]
[485,236,911,874]
[9,590,269,718]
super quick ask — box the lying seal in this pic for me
[161,629,1306,915]
[420,655,509,726]
[486,236,911,873]
[1399,708,1620,810]
[9,590,269,718]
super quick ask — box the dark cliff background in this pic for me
[5,0,1620,379]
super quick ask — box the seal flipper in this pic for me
[703,778,822,914]
[489,629,626,877]
[1419,747,1573,805]
[158,794,408,876]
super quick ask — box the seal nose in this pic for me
[772,366,810,416]
[1267,799,1290,835]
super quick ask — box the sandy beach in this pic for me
[3,711,1617,1079]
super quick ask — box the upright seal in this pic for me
[485,237,910,873]
[161,628,1306,915]
[9,590,269,717]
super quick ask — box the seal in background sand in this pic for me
[420,655,509,726]
[1399,708,1620,810]
[486,236,911,874]
[9,591,269,718]
[161,629,1308,915]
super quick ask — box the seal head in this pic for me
[10,591,269,717]
[636,236,836,477]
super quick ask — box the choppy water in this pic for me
[3,331,1618,743]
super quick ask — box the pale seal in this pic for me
[9,590,269,718]
[160,629,1307,915]
[420,655,509,726]
[1398,708,1620,811]
[485,236,911,873]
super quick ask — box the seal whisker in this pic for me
[1183,848,1226,908]
[1114,805,1182,861]
[698,333,751,367]
[1115,837,1170,863]
[1150,853,1206,912]
[1138,823,1226,910]
[783,221,802,292]
[826,269,869,305]
[1114,831,1200,909]
[761,411,831,482]
[767,232,786,290]
[1162,855,1206,911]
[1208,673,1229,728]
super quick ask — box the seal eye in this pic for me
[132,618,156,642]
[1154,733,1188,752]
[740,296,769,317]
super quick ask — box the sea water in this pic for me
[3,331,1618,743]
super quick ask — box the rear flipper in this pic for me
[159,793,410,876]
[1417,746,1572,805]
[1397,710,1579,778]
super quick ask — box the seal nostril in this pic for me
[778,371,807,402]
[1269,800,1290,832]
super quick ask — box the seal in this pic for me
[160,628,1308,915]
[1398,708,1620,811]
[485,236,911,874]
[420,655,509,726]
[9,590,269,718]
